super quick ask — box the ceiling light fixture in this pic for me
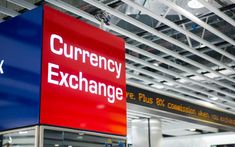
[204,72,219,79]
[153,62,159,67]
[210,96,219,101]
[164,82,174,86]
[178,78,188,83]
[199,44,206,48]
[150,84,164,89]
[188,128,196,132]
[190,75,204,81]
[188,0,204,9]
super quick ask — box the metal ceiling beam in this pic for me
[134,4,235,37]
[120,0,235,77]
[178,14,192,48]
[126,44,234,97]
[121,0,235,65]
[159,0,235,47]
[172,41,232,59]
[129,41,234,76]
[127,63,235,105]
[129,16,233,60]
[45,0,100,24]
[125,48,235,101]
[156,7,171,28]
[83,0,235,85]
[126,6,172,45]
[197,0,235,28]
[7,0,36,10]
[0,5,19,17]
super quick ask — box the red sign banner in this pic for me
[40,6,126,136]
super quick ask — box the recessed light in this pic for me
[204,72,219,79]
[54,144,59,147]
[210,96,219,101]
[188,0,204,9]
[219,69,233,75]
[190,75,204,81]
[164,82,174,86]
[199,44,206,48]
[178,78,188,83]
[188,128,196,132]
[153,62,159,66]
[150,84,164,89]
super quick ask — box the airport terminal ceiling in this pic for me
[0,0,235,134]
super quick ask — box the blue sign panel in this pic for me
[0,7,42,131]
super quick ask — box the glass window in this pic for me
[43,129,126,147]
[0,128,36,147]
